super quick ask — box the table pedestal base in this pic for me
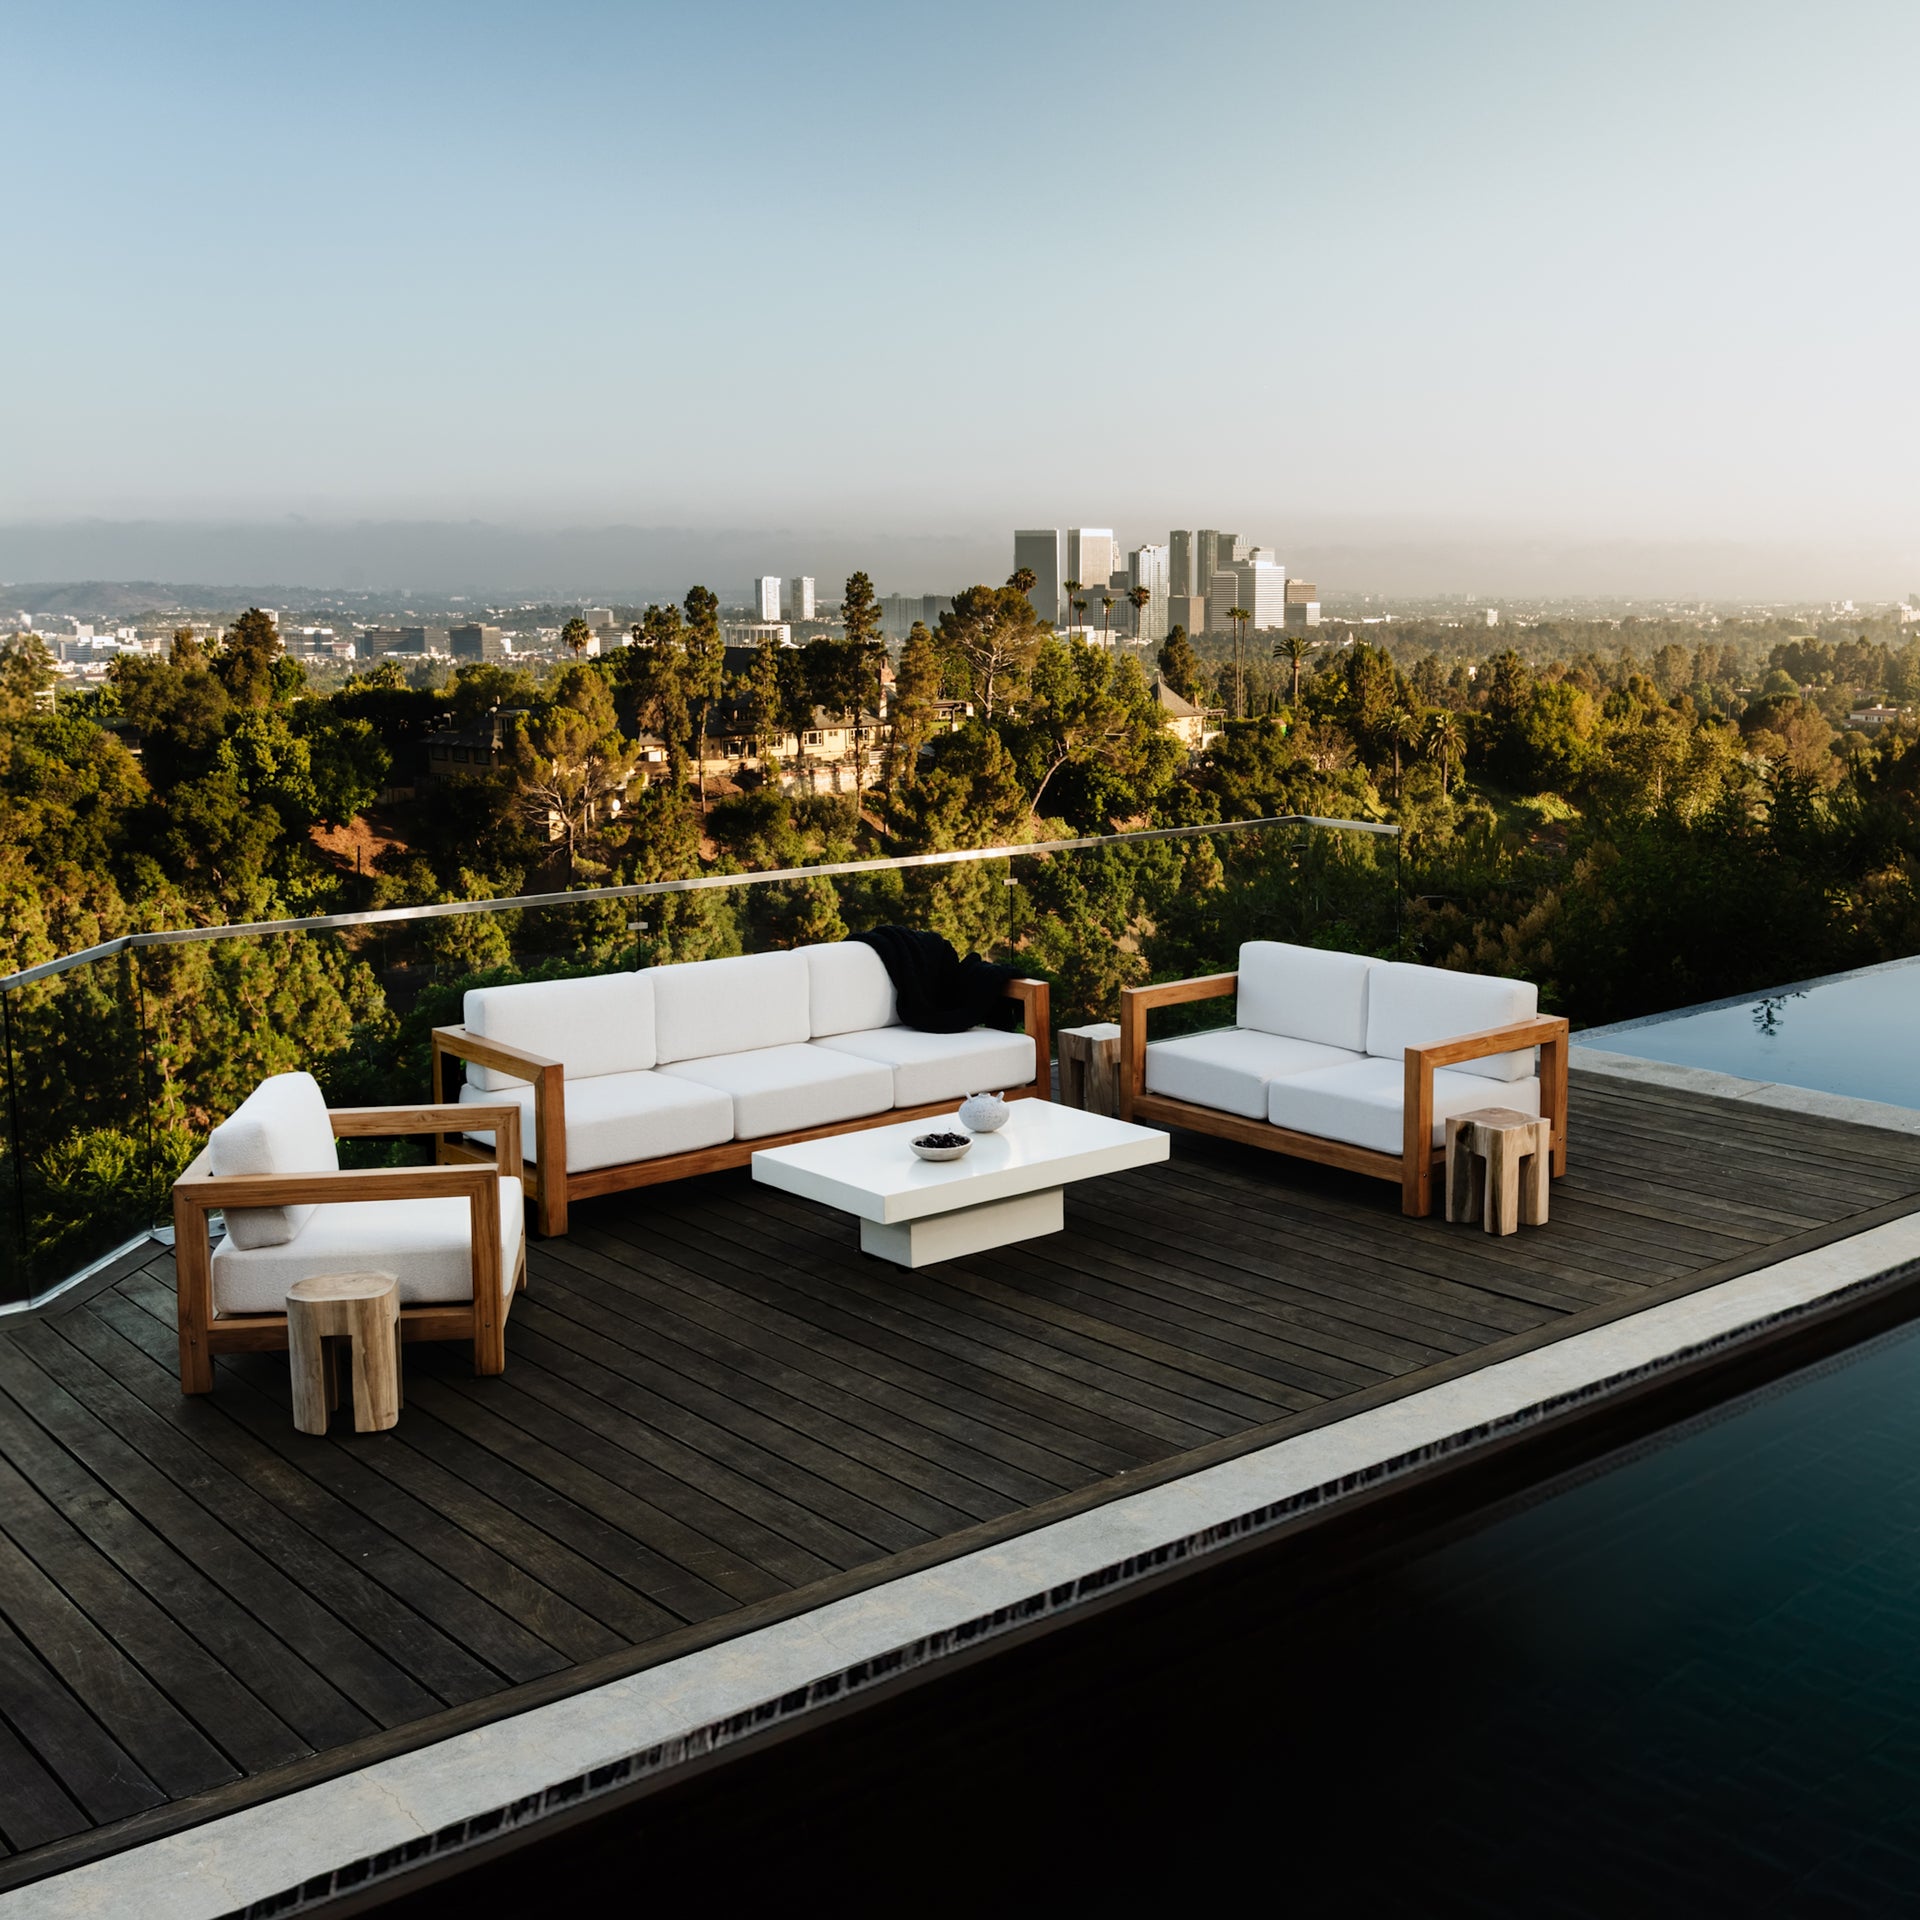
[859,1188,1064,1268]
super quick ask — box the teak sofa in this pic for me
[173,1071,528,1394]
[431,942,1051,1236]
[1119,941,1568,1217]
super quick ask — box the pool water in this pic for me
[393,1316,1920,1916]
[1583,956,1920,1109]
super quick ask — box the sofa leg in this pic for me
[178,1328,214,1395]
[1401,1156,1433,1217]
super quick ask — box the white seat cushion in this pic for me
[1268,1057,1541,1155]
[655,1043,893,1140]
[463,970,656,1091]
[812,1025,1035,1108]
[652,951,812,1064]
[211,1177,525,1316]
[1144,1029,1361,1121]
[1364,962,1539,1083]
[209,1072,340,1251]
[804,942,900,1037]
[1237,942,1383,1052]
[459,1070,733,1173]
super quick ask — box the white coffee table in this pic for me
[751,1101,1170,1268]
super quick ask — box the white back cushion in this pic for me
[804,942,899,1037]
[1238,941,1383,1053]
[1364,961,1538,1083]
[463,970,656,1091]
[652,950,811,1064]
[209,1071,339,1251]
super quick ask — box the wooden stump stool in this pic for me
[287,1271,402,1435]
[1445,1108,1552,1236]
[1058,1023,1122,1116]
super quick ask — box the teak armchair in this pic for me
[173,1100,527,1395]
[1119,971,1569,1217]
[430,976,1052,1238]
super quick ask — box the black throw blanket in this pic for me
[852,926,1021,1033]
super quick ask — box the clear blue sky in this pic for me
[5,0,1918,590]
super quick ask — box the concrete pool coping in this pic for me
[11,1104,1920,1917]
[1571,1044,1920,1139]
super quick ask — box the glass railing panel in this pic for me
[1,951,155,1302]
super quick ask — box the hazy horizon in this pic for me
[7,1,1918,593]
[1,516,1916,606]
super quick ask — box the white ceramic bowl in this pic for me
[910,1134,973,1162]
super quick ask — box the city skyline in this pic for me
[6,1,1919,592]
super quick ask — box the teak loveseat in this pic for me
[1119,941,1568,1217]
[431,942,1051,1236]
[173,1071,528,1394]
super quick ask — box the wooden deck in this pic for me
[4,1070,1920,1888]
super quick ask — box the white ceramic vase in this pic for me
[958,1091,1009,1133]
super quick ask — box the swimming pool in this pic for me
[390,1307,1920,1915]
[1583,954,1920,1111]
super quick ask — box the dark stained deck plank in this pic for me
[50,1307,576,1695]
[106,1279,623,1672]
[0,1528,236,1803]
[535,1226,1118,1487]
[0,1387,366,1756]
[0,1448,309,1778]
[4,1076,1918,1889]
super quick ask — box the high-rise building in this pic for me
[1284,580,1321,630]
[1235,558,1288,630]
[450,623,508,661]
[788,576,816,622]
[1219,534,1247,565]
[582,608,615,630]
[1013,529,1065,624]
[1128,545,1169,644]
[1206,571,1242,631]
[1194,530,1221,595]
[754,577,782,622]
[1169,531,1196,597]
[1066,529,1115,599]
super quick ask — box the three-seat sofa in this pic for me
[432,942,1049,1235]
[1119,941,1568,1215]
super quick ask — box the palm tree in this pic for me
[1074,597,1089,636]
[1427,709,1466,798]
[1063,579,1082,639]
[1272,631,1311,709]
[561,616,593,661]
[1389,708,1424,799]
[1227,607,1251,719]
[1100,595,1116,647]
[1126,585,1151,644]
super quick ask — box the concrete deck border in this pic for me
[10,1200,1920,1920]
[1570,1044,1920,1138]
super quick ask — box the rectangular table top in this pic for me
[751,1100,1169,1224]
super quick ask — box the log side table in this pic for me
[1445,1108,1552,1236]
[287,1270,402,1435]
[1058,1022,1123,1115]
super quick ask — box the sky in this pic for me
[5,0,1919,596]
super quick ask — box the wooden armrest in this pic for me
[329,1103,496,1137]
[1404,1015,1570,1073]
[430,1025,561,1083]
[173,1162,497,1212]
[1121,973,1238,1014]
[329,1101,524,1182]
[1000,976,1051,1084]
